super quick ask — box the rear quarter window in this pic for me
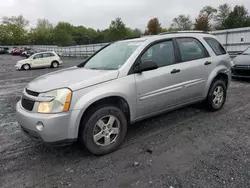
[204,37,227,55]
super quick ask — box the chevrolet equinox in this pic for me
[16,31,231,155]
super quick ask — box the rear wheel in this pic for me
[78,105,127,155]
[205,79,227,111]
[51,61,59,68]
[22,64,30,70]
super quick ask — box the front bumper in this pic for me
[231,67,250,78]
[16,101,79,144]
[15,64,22,70]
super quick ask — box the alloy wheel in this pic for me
[212,86,224,107]
[93,115,120,146]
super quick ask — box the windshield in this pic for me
[28,54,35,59]
[243,47,250,55]
[83,41,143,70]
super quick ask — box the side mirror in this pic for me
[135,60,158,73]
[238,52,242,55]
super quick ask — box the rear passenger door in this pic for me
[41,53,53,66]
[174,37,216,102]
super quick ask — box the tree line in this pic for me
[1,4,250,46]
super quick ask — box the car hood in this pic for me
[233,55,250,65]
[27,67,119,92]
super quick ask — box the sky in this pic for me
[0,0,250,30]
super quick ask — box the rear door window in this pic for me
[42,53,51,58]
[204,37,227,55]
[176,38,208,62]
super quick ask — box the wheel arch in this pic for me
[74,95,132,139]
[205,66,230,97]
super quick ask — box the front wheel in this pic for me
[78,106,127,155]
[22,64,30,70]
[205,79,227,111]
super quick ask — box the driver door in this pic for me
[135,40,186,117]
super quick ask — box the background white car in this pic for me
[15,52,63,70]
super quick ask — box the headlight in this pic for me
[37,88,72,113]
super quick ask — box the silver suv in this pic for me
[16,32,231,155]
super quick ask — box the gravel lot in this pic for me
[1,54,250,188]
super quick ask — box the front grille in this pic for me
[21,98,35,111]
[26,89,39,97]
[234,65,249,69]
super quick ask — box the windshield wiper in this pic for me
[89,68,103,70]
[88,67,116,70]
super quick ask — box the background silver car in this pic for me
[232,47,250,78]
[16,32,231,155]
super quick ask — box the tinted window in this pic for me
[49,53,55,56]
[141,40,175,68]
[204,37,226,55]
[176,38,207,62]
[33,54,43,59]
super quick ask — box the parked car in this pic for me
[0,47,9,54]
[11,48,22,55]
[9,47,17,54]
[16,31,231,155]
[231,47,250,78]
[21,49,36,58]
[15,51,62,70]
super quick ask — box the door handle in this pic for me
[171,69,180,74]
[204,61,212,65]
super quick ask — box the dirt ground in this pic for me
[1,54,250,188]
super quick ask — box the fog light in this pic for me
[36,122,44,131]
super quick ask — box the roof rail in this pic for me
[122,36,142,40]
[158,31,209,35]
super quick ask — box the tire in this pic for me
[205,79,227,111]
[51,61,59,68]
[22,64,30,70]
[78,105,127,155]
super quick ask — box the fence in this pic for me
[31,43,109,57]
